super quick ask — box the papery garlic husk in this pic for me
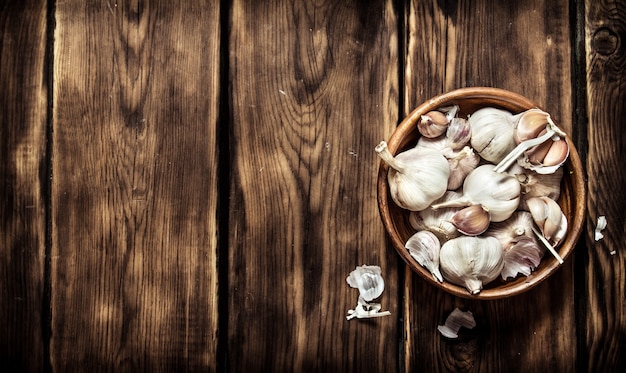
[406,230,443,282]
[376,141,450,211]
[346,265,385,302]
[449,204,491,236]
[468,107,517,163]
[409,191,462,242]
[446,146,480,190]
[484,212,544,279]
[509,164,563,210]
[431,164,521,222]
[437,308,476,339]
[446,117,472,150]
[526,196,568,247]
[419,110,449,138]
[439,236,504,295]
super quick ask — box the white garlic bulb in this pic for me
[409,191,462,242]
[375,141,450,211]
[405,230,443,282]
[439,236,504,295]
[346,265,385,302]
[431,164,521,222]
[468,107,517,163]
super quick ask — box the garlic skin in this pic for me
[405,230,443,282]
[526,196,568,247]
[431,164,521,222]
[439,236,504,295]
[468,107,517,163]
[346,265,385,302]
[449,204,491,236]
[376,141,450,211]
[484,212,544,279]
[409,191,462,242]
[437,308,476,339]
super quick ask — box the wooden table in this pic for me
[1,0,624,371]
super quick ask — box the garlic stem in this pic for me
[532,226,564,264]
[430,197,474,210]
[375,141,407,173]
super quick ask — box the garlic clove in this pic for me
[418,111,449,138]
[541,137,569,167]
[449,205,491,236]
[375,141,450,211]
[405,230,443,282]
[446,117,472,150]
[514,108,551,144]
[346,265,385,302]
[446,146,480,190]
[526,196,567,246]
[439,236,504,295]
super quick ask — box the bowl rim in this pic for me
[377,87,586,299]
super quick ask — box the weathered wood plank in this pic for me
[228,0,400,370]
[51,1,220,370]
[0,1,47,370]
[583,0,626,370]
[404,1,575,371]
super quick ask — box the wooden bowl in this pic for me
[377,87,586,299]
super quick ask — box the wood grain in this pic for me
[227,0,400,370]
[0,1,47,370]
[51,0,220,370]
[404,0,575,371]
[583,0,626,370]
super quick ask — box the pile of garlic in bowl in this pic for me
[376,88,585,299]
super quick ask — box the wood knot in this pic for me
[592,27,619,56]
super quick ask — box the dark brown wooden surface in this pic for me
[1,0,625,371]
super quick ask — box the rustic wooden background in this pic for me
[1,0,624,371]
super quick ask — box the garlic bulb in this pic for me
[409,191,462,242]
[484,212,543,279]
[376,141,450,211]
[526,196,568,247]
[439,236,504,294]
[405,230,443,282]
[431,164,521,222]
[346,265,385,302]
[449,204,491,236]
[468,107,517,163]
